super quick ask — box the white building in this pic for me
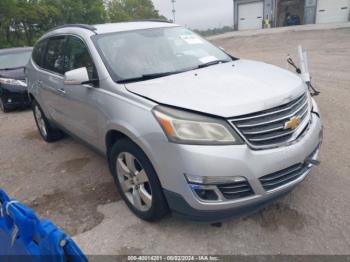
[234,0,350,30]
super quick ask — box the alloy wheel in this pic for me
[34,105,47,138]
[116,152,152,211]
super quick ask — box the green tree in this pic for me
[0,0,17,47]
[42,0,106,26]
[108,0,165,22]
[13,0,52,46]
[0,0,166,48]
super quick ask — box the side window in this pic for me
[64,36,97,80]
[32,39,47,67]
[42,36,66,74]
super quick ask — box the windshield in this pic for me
[0,50,32,69]
[93,27,232,82]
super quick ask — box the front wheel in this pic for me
[109,138,169,221]
[32,100,63,142]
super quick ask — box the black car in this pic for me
[0,47,33,112]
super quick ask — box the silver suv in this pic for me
[26,21,323,222]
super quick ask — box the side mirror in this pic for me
[64,67,89,85]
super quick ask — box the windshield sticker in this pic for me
[180,35,203,45]
[199,56,218,64]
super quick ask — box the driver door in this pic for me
[58,35,100,145]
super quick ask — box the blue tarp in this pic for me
[0,189,88,262]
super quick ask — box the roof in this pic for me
[48,21,179,36]
[0,47,33,54]
[93,21,178,34]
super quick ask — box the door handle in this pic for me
[57,88,66,95]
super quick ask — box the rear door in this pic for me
[39,36,67,125]
[238,2,264,30]
[316,0,350,24]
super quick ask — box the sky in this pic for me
[152,0,234,30]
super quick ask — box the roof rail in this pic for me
[127,19,173,24]
[50,24,97,32]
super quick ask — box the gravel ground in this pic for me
[0,25,350,255]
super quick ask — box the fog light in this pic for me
[7,98,12,103]
[185,174,246,185]
[191,185,219,201]
[195,189,218,201]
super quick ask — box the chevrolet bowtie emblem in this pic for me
[284,116,301,130]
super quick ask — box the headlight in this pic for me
[0,78,27,86]
[152,105,243,145]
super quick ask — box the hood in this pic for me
[0,67,25,80]
[0,67,27,92]
[125,60,307,118]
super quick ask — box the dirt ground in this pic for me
[1,26,350,255]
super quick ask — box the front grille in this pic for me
[230,93,310,148]
[217,181,254,200]
[259,163,309,191]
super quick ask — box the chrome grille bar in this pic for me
[243,125,285,135]
[232,94,307,122]
[249,129,296,142]
[259,165,303,182]
[236,98,309,128]
[229,92,311,149]
[222,188,252,194]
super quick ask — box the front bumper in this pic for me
[164,186,294,222]
[148,112,322,221]
[1,91,30,108]
[164,144,320,222]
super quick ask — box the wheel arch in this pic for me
[105,129,129,157]
[104,128,164,186]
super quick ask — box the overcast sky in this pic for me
[152,0,234,30]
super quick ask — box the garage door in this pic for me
[316,0,350,24]
[238,2,264,30]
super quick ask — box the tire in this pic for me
[0,97,10,113]
[32,100,64,142]
[109,138,169,221]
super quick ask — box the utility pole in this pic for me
[171,0,176,23]
[232,0,235,29]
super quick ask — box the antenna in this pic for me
[171,0,176,23]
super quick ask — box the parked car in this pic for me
[0,47,32,112]
[26,22,323,222]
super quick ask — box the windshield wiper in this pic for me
[197,60,229,69]
[117,70,184,84]
[117,61,231,84]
